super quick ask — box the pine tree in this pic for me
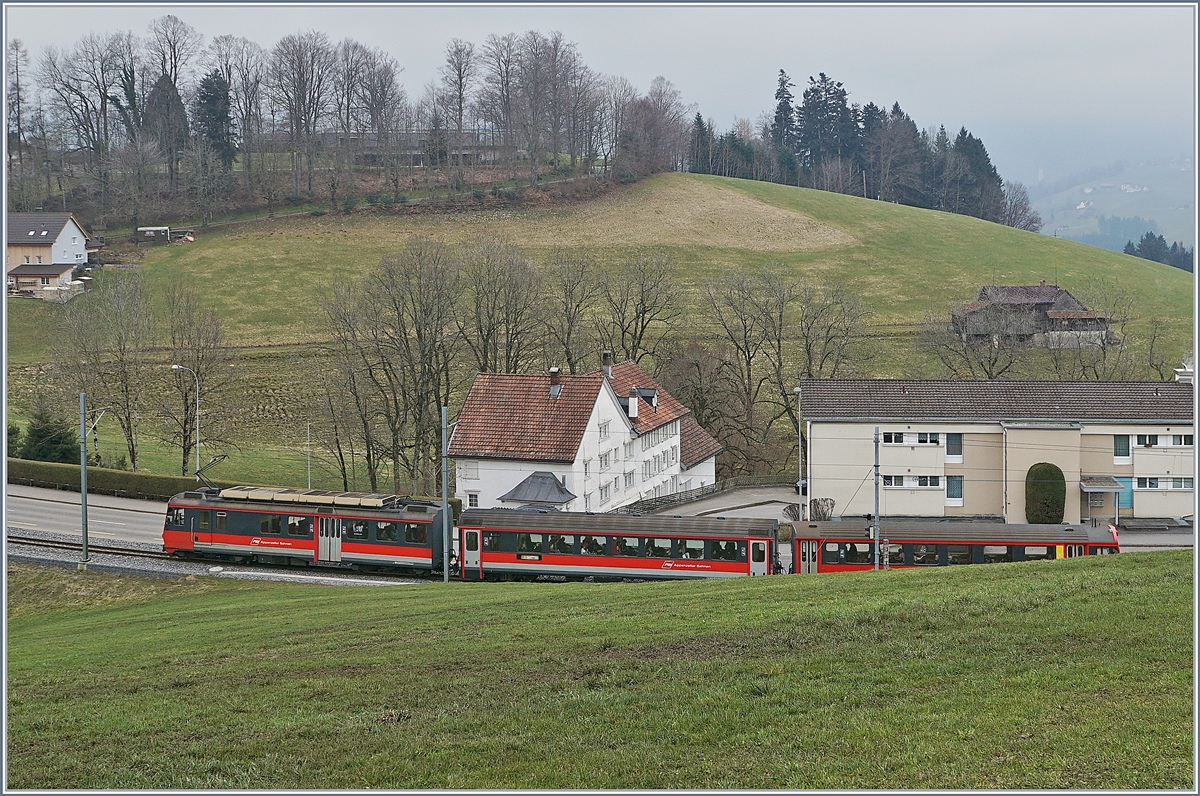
[195,70,236,169]
[144,74,190,188]
[770,69,795,150]
[17,404,78,464]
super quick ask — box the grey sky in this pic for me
[4,3,1195,186]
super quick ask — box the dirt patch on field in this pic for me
[491,175,856,251]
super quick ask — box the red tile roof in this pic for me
[449,373,604,462]
[589,361,689,434]
[679,414,724,468]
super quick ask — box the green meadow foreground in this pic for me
[6,552,1193,789]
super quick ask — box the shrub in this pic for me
[341,197,359,214]
[8,423,21,454]
[1025,462,1066,523]
[18,405,78,464]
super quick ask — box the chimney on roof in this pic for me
[1040,280,1046,286]
[1174,358,1194,384]
[628,387,639,419]
[549,367,562,398]
[601,350,612,378]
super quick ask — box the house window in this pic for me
[23,256,29,263]
[882,432,905,444]
[72,235,78,244]
[599,484,610,504]
[613,477,620,493]
[624,471,634,489]
[1171,478,1194,489]
[917,475,940,487]
[1136,434,1159,447]
[599,422,610,440]
[1113,435,1130,458]
[458,461,479,480]
[39,277,50,286]
[1136,477,1160,489]
[624,441,635,459]
[467,493,479,508]
[946,475,963,499]
[882,475,903,487]
[1172,435,1193,446]
[946,433,963,458]
[917,433,939,445]
[599,451,611,471]
[584,493,592,510]
[583,460,591,478]
[36,256,42,263]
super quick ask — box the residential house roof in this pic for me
[7,263,75,276]
[7,212,93,245]
[497,471,578,504]
[679,414,724,469]
[588,361,690,434]
[799,379,1193,424]
[976,283,1071,306]
[449,373,605,462]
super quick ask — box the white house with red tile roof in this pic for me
[449,353,722,512]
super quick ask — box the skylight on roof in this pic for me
[26,230,34,236]
[40,230,48,235]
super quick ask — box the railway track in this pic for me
[6,533,172,561]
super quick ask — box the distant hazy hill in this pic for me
[1033,156,1195,250]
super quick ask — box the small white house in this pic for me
[449,355,722,512]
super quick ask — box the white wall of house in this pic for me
[55,219,90,264]
[679,458,717,492]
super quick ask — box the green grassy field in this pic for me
[6,552,1193,789]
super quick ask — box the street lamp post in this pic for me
[793,386,803,521]
[172,364,200,477]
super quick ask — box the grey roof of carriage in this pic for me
[799,379,1194,424]
[497,471,577,505]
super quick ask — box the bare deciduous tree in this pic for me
[147,14,203,87]
[794,281,866,378]
[542,249,600,374]
[597,249,682,366]
[457,238,542,374]
[269,29,334,194]
[920,302,1028,379]
[440,38,477,189]
[1001,180,1043,232]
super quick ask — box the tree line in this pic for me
[1123,232,1193,272]
[686,70,1043,232]
[6,18,691,227]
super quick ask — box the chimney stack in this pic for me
[628,387,639,419]
[549,366,561,385]
[601,350,613,378]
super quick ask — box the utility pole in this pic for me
[873,426,880,571]
[79,393,89,571]
[441,406,451,584]
[793,386,803,520]
[307,422,311,489]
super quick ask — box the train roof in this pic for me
[168,487,442,519]
[794,520,1117,545]
[459,508,778,538]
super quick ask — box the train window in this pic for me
[681,539,704,559]
[483,532,503,551]
[260,515,281,535]
[198,511,210,531]
[614,537,639,556]
[1022,546,1054,561]
[885,543,903,566]
[376,521,400,542]
[711,540,738,561]
[404,523,428,544]
[751,543,766,563]
[287,516,310,537]
[517,533,543,553]
[548,534,575,554]
[167,508,186,527]
[822,543,842,565]
[215,512,227,531]
[909,544,938,566]
[1089,546,1117,555]
[580,535,607,555]
[646,538,671,557]
[844,543,872,564]
[982,545,1012,563]
[946,545,971,565]
[465,533,479,552]
[345,521,368,540]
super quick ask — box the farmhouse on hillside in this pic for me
[952,282,1110,348]
[6,212,100,299]
[449,353,723,512]
[801,376,1194,526]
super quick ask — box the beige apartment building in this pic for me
[800,378,1194,525]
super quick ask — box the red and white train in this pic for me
[792,520,1120,574]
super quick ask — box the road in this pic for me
[5,484,167,544]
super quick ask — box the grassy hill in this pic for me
[6,552,1193,789]
[6,173,1193,486]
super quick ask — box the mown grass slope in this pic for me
[7,173,1192,368]
[6,552,1193,789]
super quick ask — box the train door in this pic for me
[317,516,342,563]
[462,529,481,580]
[750,540,768,576]
[194,510,212,547]
[796,539,818,574]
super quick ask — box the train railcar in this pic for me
[162,486,448,572]
[792,520,1120,574]
[456,508,779,581]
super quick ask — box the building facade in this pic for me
[801,378,1194,524]
[449,357,721,512]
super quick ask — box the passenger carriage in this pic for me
[456,508,779,581]
[792,520,1120,574]
[162,486,449,572]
